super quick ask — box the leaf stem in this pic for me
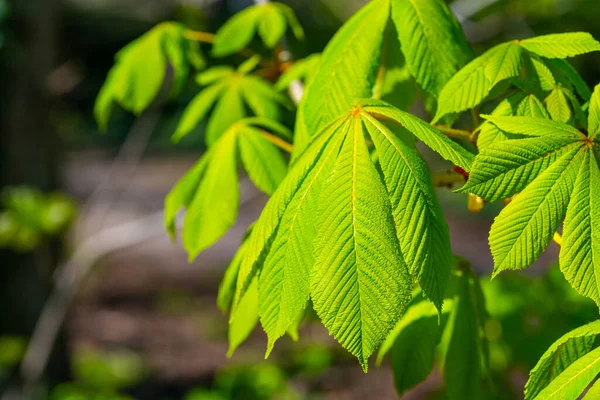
[258,129,293,153]
[431,125,472,142]
[183,30,216,43]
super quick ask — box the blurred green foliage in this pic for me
[0,186,76,252]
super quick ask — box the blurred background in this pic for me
[1,0,600,399]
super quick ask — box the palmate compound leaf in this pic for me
[95,22,192,131]
[164,119,288,260]
[212,2,304,57]
[173,66,292,145]
[235,99,471,369]
[459,114,600,307]
[525,320,600,399]
[434,33,600,122]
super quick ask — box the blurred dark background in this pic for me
[1,0,600,399]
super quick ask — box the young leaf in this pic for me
[182,130,239,260]
[434,42,523,122]
[293,0,390,157]
[217,239,248,313]
[95,22,191,130]
[166,120,288,260]
[227,277,259,357]
[480,115,583,139]
[212,3,304,57]
[534,346,600,400]
[435,33,600,121]
[489,146,584,274]
[164,156,209,238]
[364,114,453,310]
[238,128,287,195]
[519,32,600,59]
[310,116,411,371]
[174,67,290,144]
[275,53,321,91]
[526,320,600,399]
[545,58,592,101]
[560,151,600,308]
[545,86,573,123]
[390,0,472,98]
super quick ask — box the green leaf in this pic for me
[236,118,347,304]
[560,150,600,308]
[390,0,472,98]
[164,156,209,238]
[258,4,287,48]
[534,346,600,400]
[182,130,239,260]
[172,82,225,143]
[95,22,190,130]
[545,86,573,123]
[545,59,592,101]
[212,3,304,57]
[374,22,417,111]
[517,93,550,118]
[526,320,600,399]
[238,128,287,195]
[434,42,523,122]
[530,56,556,91]
[228,277,259,357]
[489,145,584,274]
[174,71,288,144]
[361,99,475,171]
[364,114,453,310]
[387,301,448,396]
[458,135,581,202]
[293,0,390,157]
[519,32,600,59]
[310,116,411,371]
[275,54,321,91]
[212,7,260,57]
[481,115,583,140]
[588,84,600,139]
[218,239,247,313]
[168,120,289,260]
[259,129,346,356]
[443,267,489,400]
[196,66,234,85]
